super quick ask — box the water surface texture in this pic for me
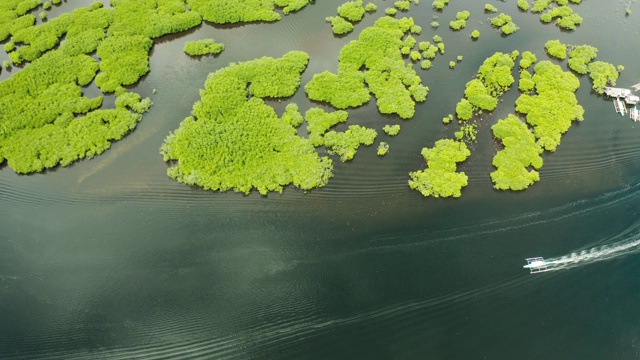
[2,1,640,359]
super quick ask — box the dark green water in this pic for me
[2,1,640,358]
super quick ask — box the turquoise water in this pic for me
[2,1,640,358]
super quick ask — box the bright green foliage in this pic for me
[115,90,152,114]
[587,61,619,94]
[281,103,304,128]
[4,42,15,52]
[423,45,438,59]
[456,98,474,120]
[2,60,9,68]
[485,4,498,12]
[456,123,478,142]
[38,11,46,20]
[518,70,535,93]
[449,61,456,69]
[533,0,583,30]
[490,13,519,35]
[323,125,377,162]
[464,80,497,110]
[304,69,370,109]
[544,6,582,30]
[442,114,453,124]
[519,51,537,69]
[385,8,397,16]
[410,50,422,61]
[532,0,552,12]
[477,52,516,96]
[383,124,401,136]
[471,29,479,39]
[420,59,432,69]
[377,142,389,156]
[432,0,450,10]
[52,0,60,4]
[365,3,377,12]
[457,55,463,62]
[326,16,354,35]
[515,61,584,151]
[0,49,150,173]
[437,42,445,54]
[545,39,567,60]
[408,139,470,198]
[395,0,411,11]
[418,41,430,51]
[161,51,334,195]
[89,2,103,10]
[186,0,311,24]
[274,0,313,15]
[107,0,201,39]
[618,65,625,72]
[410,25,421,34]
[449,10,470,30]
[305,107,349,146]
[567,44,597,74]
[338,0,365,22]
[95,35,153,92]
[183,39,225,56]
[433,35,442,43]
[430,21,439,28]
[43,1,51,10]
[0,0,41,42]
[517,0,530,11]
[306,17,429,119]
[491,114,543,190]
[455,52,515,121]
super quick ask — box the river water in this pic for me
[2,0,640,358]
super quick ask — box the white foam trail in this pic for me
[543,236,640,272]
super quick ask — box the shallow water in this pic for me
[2,1,640,358]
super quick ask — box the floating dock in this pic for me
[605,87,640,117]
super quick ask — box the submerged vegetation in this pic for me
[160,51,334,195]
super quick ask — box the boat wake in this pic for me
[528,231,640,273]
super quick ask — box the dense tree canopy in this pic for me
[408,139,470,198]
[186,0,311,24]
[545,39,567,60]
[323,125,377,161]
[160,51,334,195]
[305,16,429,119]
[183,39,225,56]
[455,52,515,121]
[337,0,365,22]
[515,61,584,151]
[491,114,543,190]
[567,44,597,74]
